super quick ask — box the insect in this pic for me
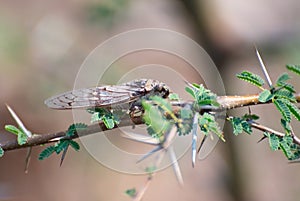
[45,79,170,110]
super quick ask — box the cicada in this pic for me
[45,79,170,109]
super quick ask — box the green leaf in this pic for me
[145,165,157,173]
[180,108,193,119]
[275,73,295,93]
[284,100,300,121]
[17,132,27,145]
[266,133,280,151]
[258,89,273,102]
[236,71,265,87]
[274,89,296,102]
[276,73,290,84]
[39,146,56,160]
[241,121,252,134]
[229,116,252,135]
[5,125,20,135]
[69,140,80,151]
[169,93,180,101]
[185,83,219,109]
[273,99,291,122]
[281,119,291,133]
[103,117,115,129]
[279,135,294,159]
[150,96,172,112]
[5,125,28,145]
[229,117,243,135]
[0,147,4,157]
[178,108,193,136]
[185,86,195,98]
[91,112,101,123]
[55,140,69,154]
[66,123,88,137]
[242,114,259,120]
[142,100,171,138]
[125,188,136,198]
[197,99,220,107]
[282,84,295,93]
[199,113,224,141]
[286,64,300,76]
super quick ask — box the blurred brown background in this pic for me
[1,0,300,201]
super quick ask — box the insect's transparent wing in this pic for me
[45,85,142,109]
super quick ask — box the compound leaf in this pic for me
[4,125,20,135]
[236,71,265,88]
[276,73,290,84]
[266,133,280,151]
[55,140,69,154]
[286,64,300,76]
[125,188,137,198]
[0,147,4,157]
[284,100,300,121]
[258,89,273,103]
[39,146,56,160]
[273,99,291,122]
[69,140,80,151]
[169,93,180,101]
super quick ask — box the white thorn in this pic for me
[255,48,273,88]
[6,104,32,137]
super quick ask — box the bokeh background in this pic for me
[1,1,300,201]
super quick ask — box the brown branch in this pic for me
[1,93,300,152]
[1,117,144,152]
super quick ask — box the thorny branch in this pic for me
[1,93,300,152]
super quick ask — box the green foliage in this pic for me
[286,64,300,76]
[145,165,157,174]
[284,100,300,121]
[275,73,295,93]
[39,124,84,162]
[279,135,294,159]
[273,99,291,122]
[198,113,224,141]
[0,147,4,157]
[169,93,180,101]
[184,83,224,141]
[86,0,128,26]
[236,71,265,88]
[88,108,119,129]
[142,96,171,139]
[258,89,273,102]
[265,132,280,151]
[38,146,56,160]
[177,108,193,136]
[276,73,290,84]
[281,119,291,134]
[66,123,88,137]
[265,133,300,160]
[273,98,300,123]
[125,188,137,198]
[5,125,27,145]
[185,83,219,107]
[228,116,253,135]
[68,140,80,151]
[236,67,300,161]
[274,89,296,102]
